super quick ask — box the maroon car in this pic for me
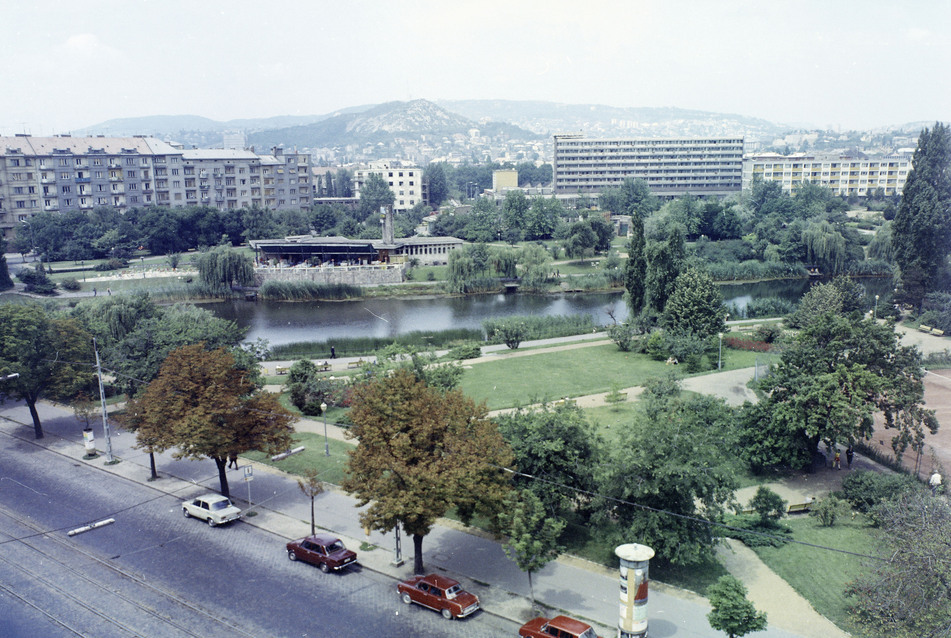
[397,573,480,620]
[285,534,357,573]
[519,615,600,638]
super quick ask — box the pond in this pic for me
[202,277,894,347]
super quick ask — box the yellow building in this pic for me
[492,169,518,191]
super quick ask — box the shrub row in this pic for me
[724,336,772,352]
[270,328,484,360]
[706,260,809,282]
[258,280,364,301]
[482,314,598,345]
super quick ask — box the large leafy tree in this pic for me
[707,575,768,638]
[743,313,937,471]
[498,489,565,609]
[893,122,951,310]
[357,173,395,222]
[342,369,512,574]
[0,304,95,439]
[495,403,603,524]
[846,490,951,638]
[597,379,740,565]
[424,163,449,207]
[662,266,726,338]
[125,344,294,497]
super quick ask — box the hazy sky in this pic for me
[2,0,948,135]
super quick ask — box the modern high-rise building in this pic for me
[741,152,911,197]
[0,135,311,240]
[552,134,744,202]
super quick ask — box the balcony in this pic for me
[76,177,90,183]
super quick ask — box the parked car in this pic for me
[181,494,241,527]
[397,573,480,620]
[285,534,358,573]
[519,615,600,638]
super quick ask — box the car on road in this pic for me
[285,534,358,573]
[519,615,600,638]
[397,573,480,620]
[181,494,241,527]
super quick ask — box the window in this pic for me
[127,170,137,178]
[60,159,69,167]
[62,185,71,193]
[126,158,135,166]
[93,158,102,166]
[13,187,23,195]
[16,200,25,208]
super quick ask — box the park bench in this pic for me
[919,324,933,333]
[275,365,289,375]
[932,328,945,336]
[347,359,366,369]
[786,498,814,514]
[553,398,577,407]
[316,361,332,371]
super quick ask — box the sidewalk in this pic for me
[0,398,810,638]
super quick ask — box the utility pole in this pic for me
[93,338,115,463]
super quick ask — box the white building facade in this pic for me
[352,161,426,212]
[741,152,912,197]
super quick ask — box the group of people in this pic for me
[831,445,854,470]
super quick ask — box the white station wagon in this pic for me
[182,494,241,527]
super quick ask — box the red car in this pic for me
[285,534,357,573]
[397,573,480,620]
[519,615,600,638]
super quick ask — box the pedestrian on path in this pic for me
[833,449,841,470]
[331,346,336,359]
[846,445,854,468]
[930,472,942,496]
[227,454,238,469]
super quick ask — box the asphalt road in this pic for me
[0,431,519,638]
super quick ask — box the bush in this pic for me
[810,495,850,527]
[482,314,597,344]
[720,514,791,547]
[742,296,797,319]
[644,329,711,372]
[839,470,918,515]
[447,343,482,360]
[493,322,527,349]
[59,278,81,291]
[749,486,786,526]
[609,323,637,351]
[17,267,57,295]
[259,280,363,301]
[723,335,772,352]
[94,258,127,272]
[752,324,783,343]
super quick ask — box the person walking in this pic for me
[833,449,841,470]
[846,445,854,468]
[930,472,942,496]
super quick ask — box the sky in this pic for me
[1,0,948,135]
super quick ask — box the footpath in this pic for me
[1,397,809,638]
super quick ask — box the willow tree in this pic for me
[197,245,255,293]
[801,219,848,275]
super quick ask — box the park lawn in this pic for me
[751,514,879,634]
[242,431,354,486]
[460,344,763,411]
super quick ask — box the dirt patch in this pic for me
[868,368,951,480]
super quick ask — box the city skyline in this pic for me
[2,0,948,136]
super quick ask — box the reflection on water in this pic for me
[201,277,893,347]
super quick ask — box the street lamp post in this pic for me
[718,333,724,370]
[321,402,329,456]
[874,294,880,319]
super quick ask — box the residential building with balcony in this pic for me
[741,152,912,197]
[552,134,744,204]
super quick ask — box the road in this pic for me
[0,430,519,638]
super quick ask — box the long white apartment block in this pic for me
[553,134,744,201]
[741,152,911,196]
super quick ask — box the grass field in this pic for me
[459,344,761,410]
[241,431,355,486]
[751,515,880,634]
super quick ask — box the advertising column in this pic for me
[615,543,655,638]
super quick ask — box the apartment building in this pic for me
[741,152,911,196]
[352,161,426,212]
[0,135,311,240]
[552,134,744,202]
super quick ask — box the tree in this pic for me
[125,344,294,497]
[748,486,786,526]
[662,267,726,338]
[893,123,951,311]
[502,190,530,237]
[357,173,395,222]
[744,313,938,471]
[197,245,255,293]
[342,369,512,574]
[0,237,13,290]
[298,469,325,536]
[624,214,647,315]
[0,305,95,439]
[644,226,686,312]
[498,489,565,609]
[424,163,449,207]
[785,276,864,328]
[495,403,603,523]
[598,381,739,565]
[846,490,951,638]
[707,575,768,638]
